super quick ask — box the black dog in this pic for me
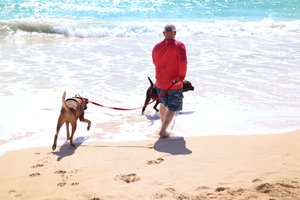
[142,77,194,114]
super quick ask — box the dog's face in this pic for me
[183,80,194,92]
[81,98,89,110]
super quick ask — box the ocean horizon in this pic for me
[0,0,300,155]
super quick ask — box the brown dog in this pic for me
[52,91,91,151]
[142,77,194,114]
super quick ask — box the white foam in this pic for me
[1,18,300,38]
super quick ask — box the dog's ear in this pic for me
[84,98,89,109]
[83,103,88,110]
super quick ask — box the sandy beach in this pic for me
[0,130,299,200]
[1,1,300,199]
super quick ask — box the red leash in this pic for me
[88,83,175,111]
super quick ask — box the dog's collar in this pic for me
[66,97,87,111]
[66,98,82,103]
[74,94,88,103]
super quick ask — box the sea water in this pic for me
[0,0,300,154]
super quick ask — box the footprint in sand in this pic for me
[71,182,79,186]
[38,156,50,163]
[36,153,50,164]
[252,178,262,183]
[195,186,211,190]
[255,183,273,193]
[55,170,70,182]
[152,188,175,199]
[57,182,66,187]
[31,164,44,168]
[55,170,67,174]
[153,192,167,199]
[275,182,296,189]
[9,189,23,197]
[147,158,164,165]
[215,187,229,192]
[29,173,41,177]
[8,189,16,194]
[165,187,177,194]
[55,170,80,187]
[115,173,141,183]
[70,169,80,174]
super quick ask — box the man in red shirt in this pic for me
[152,24,188,138]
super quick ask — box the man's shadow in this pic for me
[52,136,89,161]
[153,136,192,155]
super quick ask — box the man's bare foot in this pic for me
[159,130,169,138]
[160,135,169,139]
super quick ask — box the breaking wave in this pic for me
[1,18,300,38]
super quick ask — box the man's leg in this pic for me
[159,103,167,124]
[159,108,176,137]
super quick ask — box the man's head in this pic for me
[163,24,176,39]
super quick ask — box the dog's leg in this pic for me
[80,118,91,131]
[70,122,77,147]
[142,97,151,115]
[153,100,160,112]
[52,117,64,151]
[66,121,70,140]
[142,96,152,114]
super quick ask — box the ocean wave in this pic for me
[0,20,53,35]
[1,18,300,38]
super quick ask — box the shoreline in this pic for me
[1,127,299,156]
[1,130,300,199]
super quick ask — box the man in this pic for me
[152,24,187,138]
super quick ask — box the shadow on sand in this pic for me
[154,136,192,155]
[52,135,192,160]
[52,136,89,161]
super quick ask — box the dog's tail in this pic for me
[147,76,154,88]
[62,91,68,110]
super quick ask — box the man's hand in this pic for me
[172,79,180,85]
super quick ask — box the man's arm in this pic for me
[177,43,187,81]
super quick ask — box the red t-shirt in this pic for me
[152,38,187,90]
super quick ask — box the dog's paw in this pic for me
[52,144,57,151]
[87,125,91,131]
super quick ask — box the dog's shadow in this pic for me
[145,113,160,126]
[52,136,89,161]
[177,111,195,115]
[154,136,192,155]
